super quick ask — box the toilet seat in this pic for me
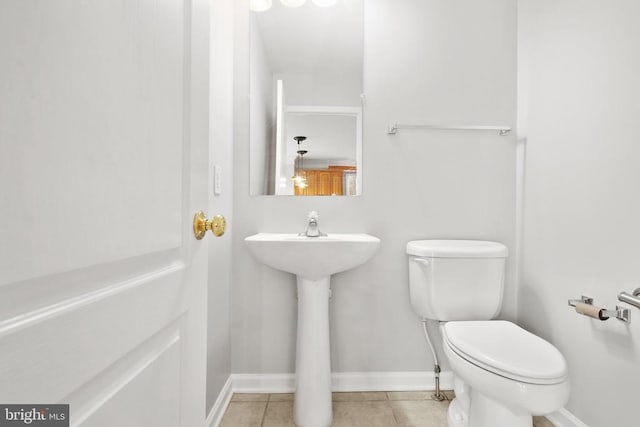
[442,321,568,385]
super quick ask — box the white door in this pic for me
[0,1,212,426]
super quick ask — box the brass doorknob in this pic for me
[193,211,226,239]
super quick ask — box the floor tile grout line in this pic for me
[259,399,268,427]
[386,398,401,426]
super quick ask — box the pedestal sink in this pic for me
[245,233,381,427]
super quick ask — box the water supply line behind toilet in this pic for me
[421,320,446,401]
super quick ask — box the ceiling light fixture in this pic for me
[250,0,273,12]
[312,0,338,6]
[280,0,307,8]
[292,136,308,189]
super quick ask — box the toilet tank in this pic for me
[406,240,508,321]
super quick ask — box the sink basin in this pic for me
[245,233,380,280]
[244,232,380,427]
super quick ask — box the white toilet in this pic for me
[407,240,570,427]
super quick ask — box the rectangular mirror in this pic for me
[249,0,363,196]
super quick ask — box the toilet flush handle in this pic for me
[413,258,430,267]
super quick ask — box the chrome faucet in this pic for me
[300,211,327,237]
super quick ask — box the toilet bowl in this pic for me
[405,240,571,427]
[442,320,570,427]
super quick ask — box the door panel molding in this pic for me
[0,259,185,337]
[0,268,188,402]
[65,320,182,426]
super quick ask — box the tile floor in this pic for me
[220,391,555,427]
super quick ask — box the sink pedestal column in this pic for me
[294,276,332,427]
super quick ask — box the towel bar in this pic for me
[618,288,640,310]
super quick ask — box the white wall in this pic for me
[206,0,234,413]
[249,18,275,195]
[232,0,517,375]
[518,1,640,425]
[276,71,362,106]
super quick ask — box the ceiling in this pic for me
[285,113,356,163]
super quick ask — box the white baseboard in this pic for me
[230,371,454,394]
[331,371,454,392]
[547,408,589,427]
[206,376,233,427]
[231,373,296,393]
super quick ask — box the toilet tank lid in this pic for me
[406,240,508,258]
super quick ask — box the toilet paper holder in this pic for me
[567,295,630,323]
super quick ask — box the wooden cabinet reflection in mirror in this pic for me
[294,166,356,196]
